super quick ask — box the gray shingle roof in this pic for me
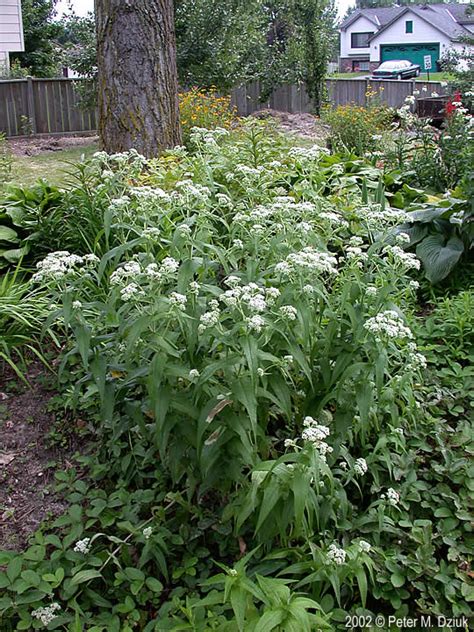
[340,3,474,40]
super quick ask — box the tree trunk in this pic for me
[95,0,182,157]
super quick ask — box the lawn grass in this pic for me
[6,143,98,189]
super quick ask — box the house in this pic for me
[0,0,24,74]
[339,3,474,73]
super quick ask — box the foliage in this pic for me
[323,98,393,155]
[10,0,62,77]
[292,0,336,114]
[179,89,237,145]
[0,125,472,629]
[0,267,53,381]
[392,194,473,284]
[0,133,12,188]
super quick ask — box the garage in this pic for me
[381,43,440,70]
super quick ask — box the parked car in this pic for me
[372,60,421,80]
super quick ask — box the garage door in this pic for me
[381,43,440,70]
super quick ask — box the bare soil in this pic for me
[251,109,330,143]
[7,134,99,158]
[0,363,77,551]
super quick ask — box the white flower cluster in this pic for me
[175,180,211,202]
[189,126,230,147]
[169,292,187,310]
[301,416,332,462]
[120,282,144,302]
[289,145,330,161]
[354,457,368,476]
[384,488,400,506]
[73,537,91,554]
[32,603,61,626]
[110,257,180,291]
[364,310,413,342]
[406,342,427,371]
[221,280,280,314]
[276,247,338,276]
[199,299,221,334]
[33,251,98,283]
[326,543,346,565]
[383,245,420,270]
[358,540,372,553]
[246,314,265,333]
[280,305,297,321]
[142,526,153,539]
[358,204,413,227]
[131,186,171,204]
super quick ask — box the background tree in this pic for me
[94,0,181,156]
[11,0,62,77]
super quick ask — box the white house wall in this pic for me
[340,16,377,58]
[0,0,24,52]
[369,13,452,62]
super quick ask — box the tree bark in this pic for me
[95,0,182,157]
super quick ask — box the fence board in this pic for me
[0,77,446,137]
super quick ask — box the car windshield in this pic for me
[378,61,410,70]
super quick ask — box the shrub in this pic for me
[179,87,237,145]
[323,100,393,156]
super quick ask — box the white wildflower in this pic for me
[386,488,400,506]
[160,257,180,275]
[72,300,82,309]
[354,458,368,476]
[366,286,377,297]
[120,283,143,302]
[188,281,200,295]
[326,543,346,565]
[246,314,265,333]
[169,292,187,310]
[358,540,371,553]
[32,603,61,627]
[280,305,297,320]
[257,367,265,377]
[143,527,153,540]
[364,310,413,342]
[74,538,91,554]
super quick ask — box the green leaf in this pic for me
[230,585,248,632]
[20,570,41,588]
[0,226,19,243]
[416,234,464,283]
[254,609,284,632]
[390,572,405,588]
[256,480,280,533]
[145,577,163,593]
[6,557,22,583]
[70,569,103,586]
[355,568,367,607]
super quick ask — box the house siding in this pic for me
[340,16,377,59]
[369,12,453,63]
[0,0,24,53]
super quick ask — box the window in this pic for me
[359,61,370,71]
[351,32,373,48]
[405,20,413,33]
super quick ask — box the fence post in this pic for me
[26,76,37,135]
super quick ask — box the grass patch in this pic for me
[7,144,98,188]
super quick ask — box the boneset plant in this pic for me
[0,125,472,630]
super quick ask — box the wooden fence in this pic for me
[231,78,445,115]
[0,77,97,137]
[0,77,445,137]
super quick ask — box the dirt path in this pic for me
[251,109,330,143]
[7,134,99,157]
[0,364,76,550]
